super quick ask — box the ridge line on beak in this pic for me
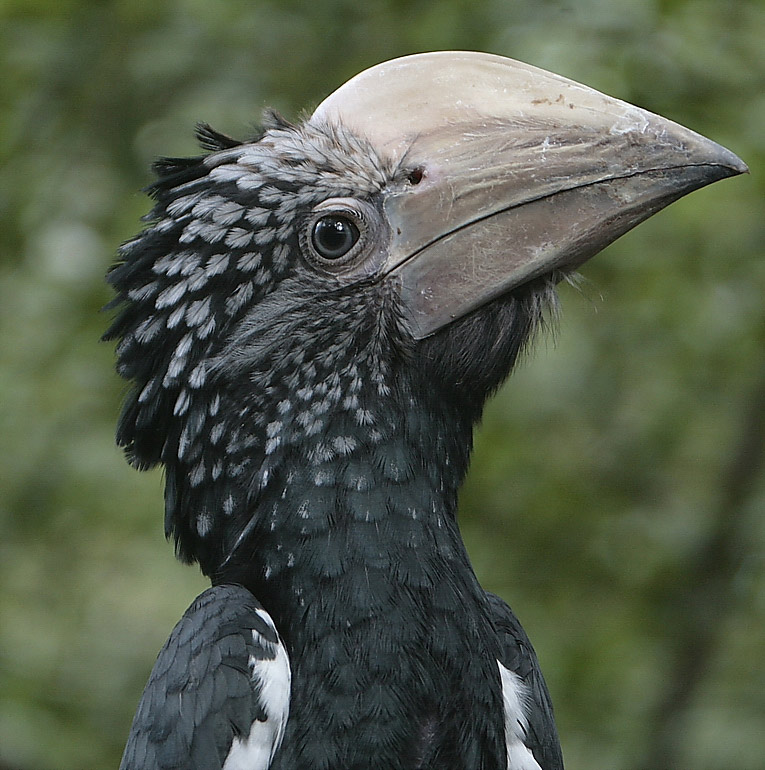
[381,158,743,284]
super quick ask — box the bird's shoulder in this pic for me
[119,584,290,770]
[485,591,564,770]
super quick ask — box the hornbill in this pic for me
[106,52,746,770]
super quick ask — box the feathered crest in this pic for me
[148,117,274,199]
[195,122,244,152]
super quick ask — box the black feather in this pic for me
[147,155,209,199]
[119,585,287,770]
[195,122,244,151]
[487,592,565,770]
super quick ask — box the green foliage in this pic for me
[1,1,762,768]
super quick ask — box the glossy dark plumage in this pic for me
[108,115,561,770]
[120,585,289,770]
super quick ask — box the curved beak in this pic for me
[312,52,747,339]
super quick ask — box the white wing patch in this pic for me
[498,661,542,770]
[223,609,291,770]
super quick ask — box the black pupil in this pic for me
[312,216,359,259]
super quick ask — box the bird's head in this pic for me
[106,52,745,572]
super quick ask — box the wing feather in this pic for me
[486,592,564,770]
[119,584,290,770]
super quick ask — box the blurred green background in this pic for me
[1,1,763,768]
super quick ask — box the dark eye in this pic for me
[311,216,360,260]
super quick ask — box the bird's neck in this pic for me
[217,395,507,769]
[218,389,482,636]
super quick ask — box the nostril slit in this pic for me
[406,167,425,186]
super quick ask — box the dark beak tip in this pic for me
[680,138,748,189]
[724,156,749,178]
[711,144,749,177]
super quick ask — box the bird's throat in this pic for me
[217,396,479,635]
[213,403,507,769]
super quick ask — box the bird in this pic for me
[105,51,746,770]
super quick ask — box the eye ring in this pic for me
[302,199,372,272]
